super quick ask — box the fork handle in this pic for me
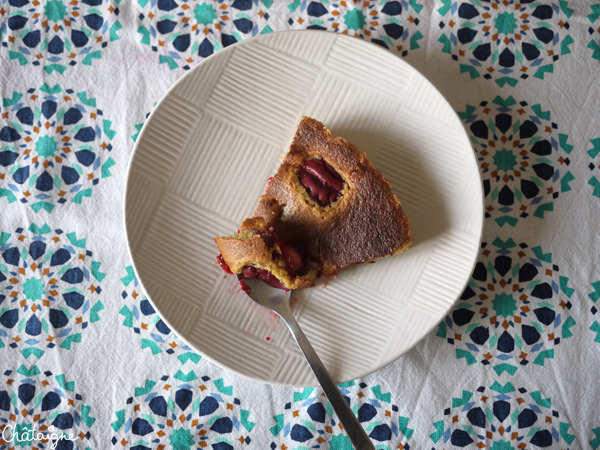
[280,311,376,450]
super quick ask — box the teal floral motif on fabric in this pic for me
[119,265,200,358]
[430,383,576,448]
[492,293,517,318]
[44,0,69,22]
[287,0,425,57]
[587,5,600,60]
[0,85,116,213]
[586,138,600,198]
[458,96,574,228]
[0,84,116,213]
[494,11,517,35]
[0,0,122,74]
[270,382,413,449]
[137,0,275,70]
[588,280,600,345]
[0,368,97,449]
[437,0,574,86]
[0,224,105,358]
[438,239,576,376]
[136,0,425,70]
[110,372,255,448]
[194,2,218,26]
[343,7,367,31]
[169,427,195,450]
[493,149,517,173]
[591,427,600,449]
[22,277,45,302]
[35,136,60,159]
[131,106,155,143]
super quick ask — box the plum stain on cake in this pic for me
[214,116,412,291]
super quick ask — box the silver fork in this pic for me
[244,279,376,450]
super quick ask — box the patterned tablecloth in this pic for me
[1,1,599,449]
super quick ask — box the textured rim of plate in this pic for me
[124,30,485,387]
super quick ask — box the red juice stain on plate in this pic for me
[290,296,298,311]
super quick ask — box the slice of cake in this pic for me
[215,116,411,289]
[214,217,318,291]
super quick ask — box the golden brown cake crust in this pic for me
[214,235,272,275]
[254,116,412,277]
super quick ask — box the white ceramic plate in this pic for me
[125,30,483,387]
